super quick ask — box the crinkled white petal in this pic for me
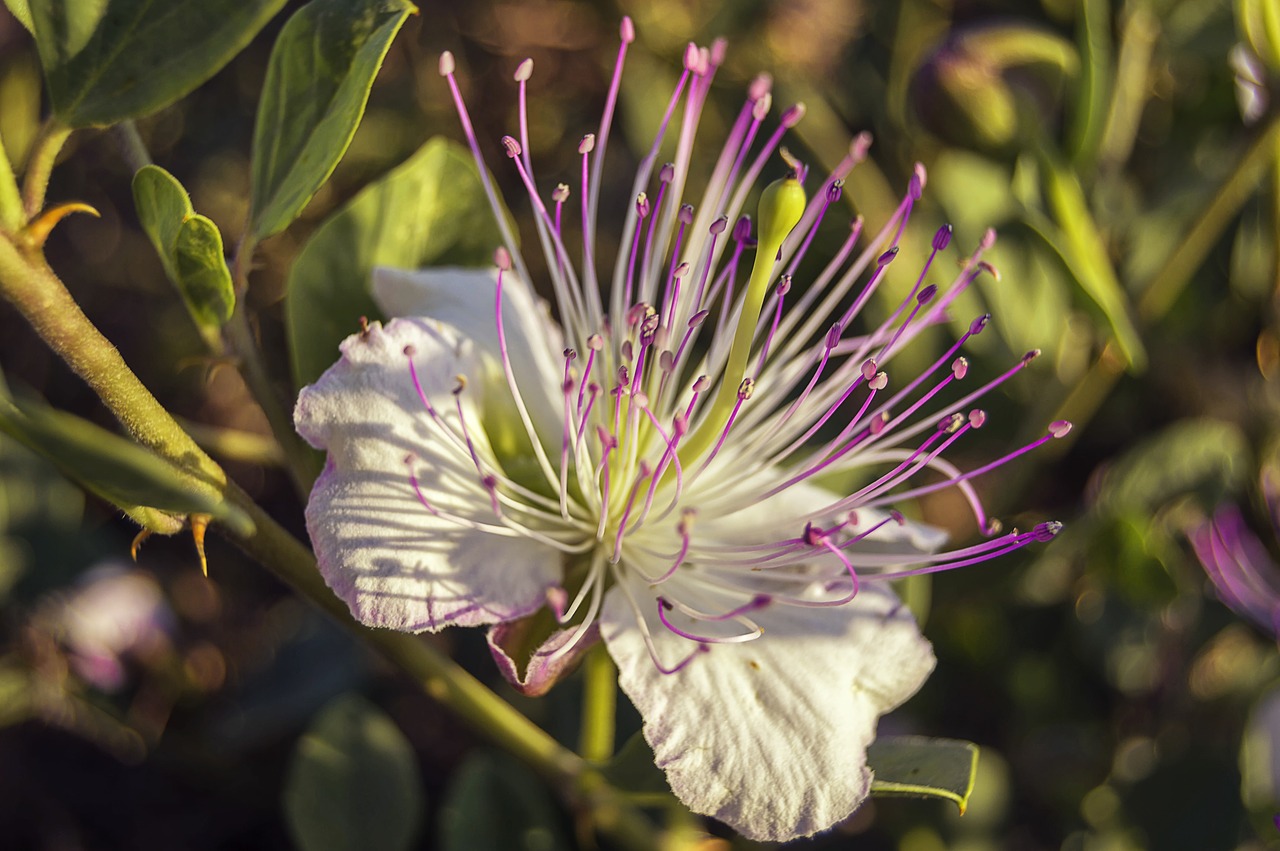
[601,571,935,841]
[372,266,565,444]
[295,317,561,632]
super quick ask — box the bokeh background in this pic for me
[1,0,1278,848]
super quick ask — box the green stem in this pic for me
[579,644,617,763]
[21,120,72,219]
[0,237,222,483]
[0,235,660,851]
[1137,113,1280,320]
[224,305,320,496]
[0,127,23,232]
[114,122,153,173]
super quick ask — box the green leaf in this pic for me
[248,0,417,240]
[283,693,424,851]
[132,165,189,281]
[27,0,287,127]
[132,165,235,334]
[598,731,674,804]
[3,0,32,33]
[867,735,980,813]
[439,751,570,851]
[1028,150,1147,370]
[0,390,252,535]
[173,215,235,327]
[1095,418,1249,513]
[285,137,506,389]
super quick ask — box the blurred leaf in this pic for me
[132,165,235,334]
[599,731,672,803]
[248,0,416,240]
[1230,196,1276,299]
[0,667,31,727]
[283,693,423,851]
[932,151,1019,234]
[26,0,287,127]
[1067,0,1112,167]
[3,0,32,33]
[439,750,570,851]
[0,52,43,170]
[1034,150,1146,369]
[1241,681,1280,813]
[867,735,980,813]
[285,137,505,389]
[1096,418,1249,513]
[0,390,252,535]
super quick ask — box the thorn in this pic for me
[191,514,211,577]
[21,202,100,249]
[130,529,152,561]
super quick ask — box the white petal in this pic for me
[295,317,562,632]
[601,573,935,841]
[372,266,565,444]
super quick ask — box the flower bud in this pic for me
[910,24,1078,154]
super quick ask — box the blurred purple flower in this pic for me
[1189,486,1280,639]
[54,564,173,692]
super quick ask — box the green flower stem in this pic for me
[1138,113,1280,319]
[21,120,72,218]
[579,643,617,763]
[0,238,223,483]
[223,303,321,496]
[0,236,660,851]
[0,128,23,233]
[114,121,153,174]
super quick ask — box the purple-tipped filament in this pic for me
[408,21,1065,671]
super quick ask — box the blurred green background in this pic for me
[1,0,1279,848]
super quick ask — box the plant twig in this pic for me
[21,119,72,219]
[0,127,23,232]
[0,231,662,851]
[579,644,617,763]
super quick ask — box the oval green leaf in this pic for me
[249,0,417,240]
[598,731,674,804]
[132,165,235,333]
[0,390,252,535]
[285,137,506,389]
[439,751,570,851]
[174,215,235,327]
[867,735,980,813]
[26,0,287,127]
[283,693,424,851]
[132,164,191,282]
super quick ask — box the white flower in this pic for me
[294,20,1066,842]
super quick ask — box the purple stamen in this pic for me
[656,597,763,644]
[650,510,696,583]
